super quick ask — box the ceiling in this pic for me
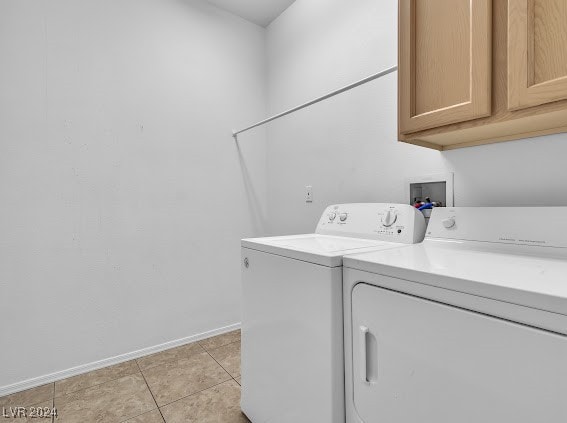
[204,0,296,27]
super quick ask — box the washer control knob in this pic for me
[328,212,337,221]
[339,213,348,222]
[442,217,456,229]
[381,210,397,227]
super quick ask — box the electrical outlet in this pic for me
[305,185,313,203]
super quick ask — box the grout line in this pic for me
[1,325,241,398]
[135,361,168,423]
[52,363,140,400]
[48,332,240,422]
[154,346,240,409]
[51,383,55,423]
[205,348,238,381]
[136,345,235,410]
[54,371,156,423]
[117,407,163,423]
[1,334,241,423]
[134,343,206,373]
[206,340,241,384]
[205,339,240,354]
[197,331,241,354]
[157,379,232,409]
[199,342,238,354]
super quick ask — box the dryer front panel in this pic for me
[350,283,567,423]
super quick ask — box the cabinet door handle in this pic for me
[359,325,369,383]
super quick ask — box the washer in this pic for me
[343,207,567,423]
[240,203,426,423]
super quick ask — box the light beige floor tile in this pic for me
[159,380,249,423]
[137,342,204,372]
[1,400,54,422]
[199,330,240,352]
[0,384,53,409]
[235,377,241,386]
[54,373,154,423]
[142,352,231,407]
[55,360,139,397]
[121,408,164,423]
[208,341,240,378]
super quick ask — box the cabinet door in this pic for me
[508,0,567,110]
[399,0,492,134]
[351,283,567,423]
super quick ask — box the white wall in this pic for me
[5,0,567,394]
[265,0,567,236]
[0,0,267,390]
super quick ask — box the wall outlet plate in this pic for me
[305,185,313,203]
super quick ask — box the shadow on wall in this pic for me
[440,132,567,207]
[236,141,267,234]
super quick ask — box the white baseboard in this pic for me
[0,322,241,397]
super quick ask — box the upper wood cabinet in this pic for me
[399,0,567,150]
[398,0,492,134]
[508,0,567,110]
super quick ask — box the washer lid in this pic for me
[242,234,406,267]
[343,239,567,318]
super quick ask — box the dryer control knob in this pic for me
[328,212,337,221]
[442,217,456,229]
[381,210,397,227]
[339,213,348,222]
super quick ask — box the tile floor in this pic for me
[0,330,249,423]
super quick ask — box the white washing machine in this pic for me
[240,203,426,423]
[343,207,567,423]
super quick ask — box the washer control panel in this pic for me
[381,210,397,227]
[316,203,426,244]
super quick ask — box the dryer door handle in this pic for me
[359,325,369,383]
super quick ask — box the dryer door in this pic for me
[350,283,567,423]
